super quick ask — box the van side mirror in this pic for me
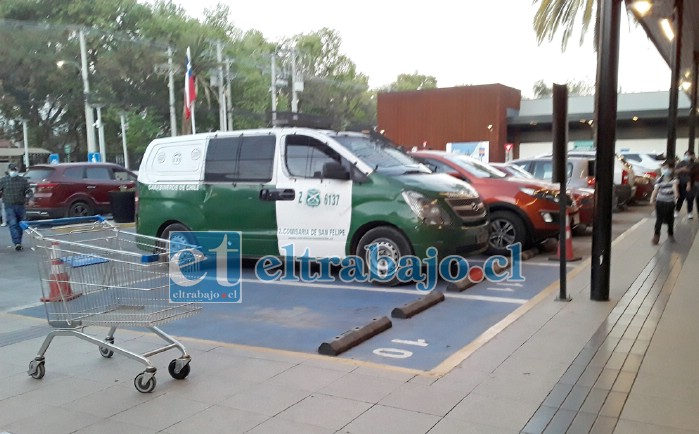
[321,161,350,180]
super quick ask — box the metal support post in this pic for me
[667,0,683,161]
[21,119,29,169]
[95,105,106,161]
[216,41,226,131]
[591,0,622,302]
[688,51,698,154]
[271,54,277,123]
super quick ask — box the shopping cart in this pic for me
[20,216,202,393]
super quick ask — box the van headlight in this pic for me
[402,191,452,225]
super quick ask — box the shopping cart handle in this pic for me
[20,215,107,230]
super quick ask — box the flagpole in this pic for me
[191,104,196,134]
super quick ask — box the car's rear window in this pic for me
[24,168,54,182]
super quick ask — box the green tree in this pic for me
[532,0,597,50]
[532,79,595,98]
[389,72,438,91]
[279,28,375,130]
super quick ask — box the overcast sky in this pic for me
[168,0,670,98]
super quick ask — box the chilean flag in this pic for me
[184,47,196,120]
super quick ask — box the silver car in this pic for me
[511,155,633,210]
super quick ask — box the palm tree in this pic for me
[532,0,597,50]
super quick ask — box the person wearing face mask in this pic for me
[674,150,695,218]
[0,163,34,251]
[650,160,679,245]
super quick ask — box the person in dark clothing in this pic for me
[0,163,33,250]
[651,160,679,245]
[674,150,695,218]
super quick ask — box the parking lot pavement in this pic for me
[6,204,653,374]
[10,256,590,373]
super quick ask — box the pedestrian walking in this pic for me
[0,163,34,250]
[674,150,695,218]
[650,160,679,245]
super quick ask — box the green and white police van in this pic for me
[136,128,489,276]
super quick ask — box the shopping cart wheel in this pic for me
[168,359,191,380]
[134,372,157,393]
[98,345,114,358]
[28,360,45,379]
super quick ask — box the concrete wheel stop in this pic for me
[318,316,392,356]
[391,290,445,319]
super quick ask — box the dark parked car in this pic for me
[24,163,136,219]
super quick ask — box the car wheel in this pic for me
[67,201,93,217]
[487,211,527,255]
[160,223,194,253]
[356,227,412,286]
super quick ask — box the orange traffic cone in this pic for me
[549,212,582,262]
[41,242,81,302]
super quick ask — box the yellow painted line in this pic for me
[426,217,649,377]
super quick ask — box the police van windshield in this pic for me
[333,134,430,175]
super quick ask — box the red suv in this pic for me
[24,163,136,218]
[412,151,579,254]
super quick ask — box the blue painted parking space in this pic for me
[14,258,578,371]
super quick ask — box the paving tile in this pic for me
[73,418,160,434]
[589,415,618,434]
[321,372,404,403]
[565,411,598,434]
[431,368,488,393]
[576,364,603,387]
[447,392,537,430]
[629,339,651,356]
[163,373,258,405]
[341,404,440,434]
[520,405,557,434]
[428,417,515,434]
[614,418,699,434]
[245,417,334,434]
[598,390,628,418]
[620,353,643,373]
[110,394,210,431]
[604,351,627,370]
[593,368,619,391]
[611,371,636,393]
[572,346,597,367]
[266,364,348,392]
[560,385,591,411]
[558,362,587,385]
[13,375,110,406]
[57,382,161,418]
[220,382,309,416]
[165,404,269,434]
[348,365,414,382]
[542,408,576,434]
[379,382,465,417]
[4,405,101,434]
[276,393,370,430]
[620,392,699,431]
[580,388,609,414]
[541,382,573,408]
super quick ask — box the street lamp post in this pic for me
[119,112,130,170]
[20,119,29,169]
[57,29,97,160]
[94,104,106,161]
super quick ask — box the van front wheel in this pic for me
[356,227,412,286]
